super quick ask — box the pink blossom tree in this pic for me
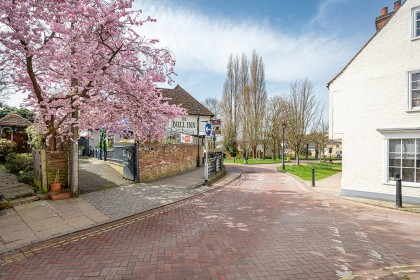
[0,0,184,196]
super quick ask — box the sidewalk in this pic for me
[302,172,420,214]
[0,167,240,253]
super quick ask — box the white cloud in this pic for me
[6,0,361,108]
[136,0,359,87]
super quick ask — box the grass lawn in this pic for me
[279,164,342,181]
[224,158,288,165]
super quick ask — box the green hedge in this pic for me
[0,139,17,156]
[5,153,33,174]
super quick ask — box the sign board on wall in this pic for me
[180,134,193,144]
[211,120,222,135]
[168,116,211,135]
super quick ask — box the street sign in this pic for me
[211,120,222,135]
[205,122,212,136]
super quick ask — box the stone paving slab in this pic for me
[0,197,108,252]
[0,167,33,200]
[78,157,132,194]
[82,167,234,219]
[0,167,239,254]
[301,172,420,214]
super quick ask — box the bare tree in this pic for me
[203,97,220,119]
[249,50,267,157]
[309,111,329,160]
[221,51,268,162]
[265,95,287,160]
[284,79,320,166]
[238,54,251,163]
[221,55,240,156]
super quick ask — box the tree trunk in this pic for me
[70,95,79,197]
[296,150,300,166]
[263,145,266,160]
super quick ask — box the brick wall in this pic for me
[139,143,202,182]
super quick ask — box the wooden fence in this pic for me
[33,149,69,192]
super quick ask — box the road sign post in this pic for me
[204,138,209,186]
[203,122,212,186]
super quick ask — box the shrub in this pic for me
[18,170,34,184]
[5,153,33,174]
[306,162,333,169]
[0,139,17,155]
[26,125,46,149]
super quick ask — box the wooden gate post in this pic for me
[40,149,48,192]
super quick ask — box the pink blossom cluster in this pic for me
[0,0,185,147]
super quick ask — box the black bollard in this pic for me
[312,168,315,187]
[396,178,402,208]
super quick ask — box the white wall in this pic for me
[329,0,420,200]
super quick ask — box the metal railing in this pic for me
[207,152,224,176]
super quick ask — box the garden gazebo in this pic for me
[0,113,32,152]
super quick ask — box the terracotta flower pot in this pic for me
[51,192,71,201]
[50,182,61,193]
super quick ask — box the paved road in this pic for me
[1,164,420,279]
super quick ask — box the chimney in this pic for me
[394,0,401,12]
[375,5,395,31]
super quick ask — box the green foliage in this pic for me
[18,170,34,184]
[224,141,239,158]
[279,165,341,181]
[306,162,335,169]
[0,104,35,122]
[26,125,47,149]
[5,153,33,174]
[0,139,17,155]
[403,274,410,280]
[99,129,107,150]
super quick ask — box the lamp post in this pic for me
[282,122,286,171]
[196,106,201,167]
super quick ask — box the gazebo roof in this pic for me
[0,113,32,128]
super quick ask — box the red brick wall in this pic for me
[139,143,202,182]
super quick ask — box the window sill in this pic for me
[383,181,420,188]
[412,36,420,42]
[405,109,420,113]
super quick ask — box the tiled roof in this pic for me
[160,85,214,116]
[0,113,32,127]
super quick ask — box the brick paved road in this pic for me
[1,164,420,279]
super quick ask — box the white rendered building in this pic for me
[328,0,420,203]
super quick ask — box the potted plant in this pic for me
[50,169,61,193]
[50,169,70,200]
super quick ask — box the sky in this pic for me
[5,0,399,111]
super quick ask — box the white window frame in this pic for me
[413,7,420,39]
[408,70,420,110]
[383,133,420,187]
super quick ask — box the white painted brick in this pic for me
[329,0,420,198]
